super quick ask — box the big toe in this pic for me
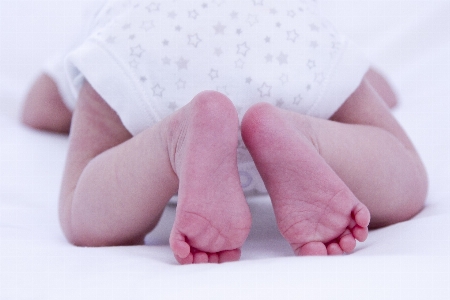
[295,242,327,256]
[354,203,371,228]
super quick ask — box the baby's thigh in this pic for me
[60,82,132,206]
[59,82,180,246]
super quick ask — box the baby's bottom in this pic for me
[54,74,426,264]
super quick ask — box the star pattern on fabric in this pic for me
[214,48,223,56]
[258,82,272,97]
[247,15,259,27]
[146,3,160,13]
[188,33,202,47]
[176,79,186,89]
[287,10,296,18]
[90,0,349,152]
[162,57,171,65]
[212,0,225,7]
[188,10,199,19]
[130,45,145,58]
[287,30,299,42]
[141,21,155,31]
[176,57,189,70]
[237,42,250,56]
[276,98,285,107]
[310,23,320,32]
[315,73,325,84]
[307,59,316,69]
[106,36,116,44]
[293,94,303,105]
[152,84,165,97]
[230,11,238,19]
[213,22,226,35]
[167,11,177,19]
[279,74,289,85]
[129,59,139,69]
[216,85,229,95]
[277,52,288,65]
[209,69,219,80]
[168,102,178,111]
[235,59,245,69]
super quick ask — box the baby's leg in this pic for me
[21,73,72,133]
[241,76,427,255]
[366,68,398,109]
[60,83,251,264]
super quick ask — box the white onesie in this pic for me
[47,0,370,195]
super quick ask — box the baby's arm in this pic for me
[21,73,72,133]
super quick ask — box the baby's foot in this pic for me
[168,91,251,264]
[242,103,370,255]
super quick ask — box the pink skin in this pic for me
[57,85,251,264]
[241,103,370,255]
[167,91,252,264]
[21,73,72,134]
[22,70,427,262]
[240,76,426,254]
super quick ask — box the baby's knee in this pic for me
[21,73,71,133]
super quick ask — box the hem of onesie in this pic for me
[307,40,371,119]
[65,38,160,135]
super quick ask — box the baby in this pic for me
[22,0,428,264]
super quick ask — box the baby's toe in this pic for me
[193,252,209,264]
[338,230,357,253]
[327,243,344,255]
[354,203,371,228]
[208,253,219,263]
[175,253,194,265]
[352,226,369,242]
[218,249,241,263]
[295,242,327,256]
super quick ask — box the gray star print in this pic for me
[152,84,165,97]
[213,22,226,35]
[188,33,202,47]
[176,57,189,70]
[237,42,250,56]
[277,52,288,65]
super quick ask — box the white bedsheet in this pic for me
[1,1,449,299]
